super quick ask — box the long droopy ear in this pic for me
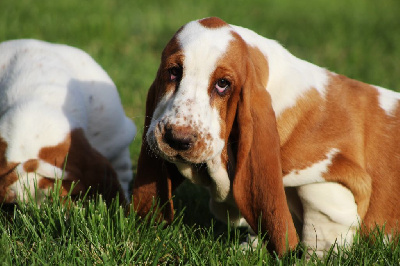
[232,60,298,255]
[132,76,184,223]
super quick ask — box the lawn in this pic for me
[0,0,400,264]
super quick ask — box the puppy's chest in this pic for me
[175,162,212,186]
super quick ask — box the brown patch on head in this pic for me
[199,17,229,28]
[0,137,19,203]
[156,34,184,97]
[209,32,269,143]
[23,159,39,173]
[38,129,126,204]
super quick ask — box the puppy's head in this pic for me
[146,17,250,165]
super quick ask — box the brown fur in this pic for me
[279,72,400,234]
[199,17,228,29]
[0,137,19,202]
[231,38,298,253]
[132,75,185,222]
[23,159,39,173]
[37,128,126,204]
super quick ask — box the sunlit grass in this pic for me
[2,190,400,264]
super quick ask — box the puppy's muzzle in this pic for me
[162,124,198,151]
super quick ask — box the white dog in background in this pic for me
[0,39,136,204]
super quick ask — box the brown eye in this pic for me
[215,79,230,95]
[169,67,182,81]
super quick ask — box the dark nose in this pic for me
[163,125,197,151]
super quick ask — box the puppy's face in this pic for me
[146,18,248,165]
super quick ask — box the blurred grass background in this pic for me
[0,0,399,261]
[1,1,399,164]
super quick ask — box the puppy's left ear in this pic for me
[232,55,298,255]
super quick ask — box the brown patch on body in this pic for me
[276,89,323,147]
[0,137,19,203]
[38,177,85,197]
[279,73,400,232]
[38,178,54,190]
[280,74,374,216]
[38,128,126,204]
[23,159,39,173]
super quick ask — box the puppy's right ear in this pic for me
[132,75,184,223]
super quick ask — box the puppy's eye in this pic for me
[169,67,182,81]
[215,79,230,95]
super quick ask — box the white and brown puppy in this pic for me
[132,17,400,256]
[0,39,136,205]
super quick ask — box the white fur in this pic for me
[175,22,232,199]
[283,148,339,186]
[206,156,231,202]
[9,173,49,204]
[0,39,136,201]
[231,25,329,118]
[297,183,359,256]
[9,162,66,203]
[375,85,400,116]
[175,162,209,186]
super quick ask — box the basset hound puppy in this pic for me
[0,39,136,205]
[132,17,400,256]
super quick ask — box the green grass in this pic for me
[2,192,400,264]
[1,0,400,264]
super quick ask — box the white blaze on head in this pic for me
[148,21,234,162]
[178,20,234,83]
[375,85,400,116]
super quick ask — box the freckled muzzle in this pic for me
[147,119,215,164]
[162,123,198,151]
